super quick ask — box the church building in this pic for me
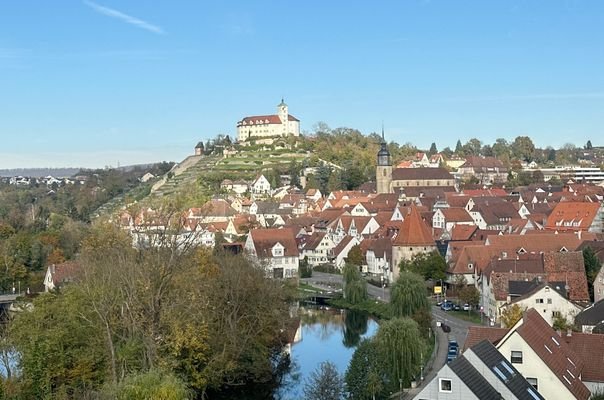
[237,99,300,142]
[376,132,455,194]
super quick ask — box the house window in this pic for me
[547,298,552,304]
[439,378,452,393]
[535,299,544,304]
[511,351,523,364]
[527,377,538,390]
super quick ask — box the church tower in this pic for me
[376,127,392,194]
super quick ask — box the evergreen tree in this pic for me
[583,247,601,301]
[455,140,463,154]
[586,140,593,150]
[428,142,438,155]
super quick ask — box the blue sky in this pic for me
[1,1,603,168]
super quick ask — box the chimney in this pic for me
[566,329,572,337]
[557,329,562,337]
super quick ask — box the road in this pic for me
[302,271,391,301]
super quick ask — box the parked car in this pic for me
[440,301,454,311]
[453,303,461,311]
[446,348,457,363]
[463,303,471,311]
[448,339,458,350]
[441,323,451,333]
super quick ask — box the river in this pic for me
[276,305,379,399]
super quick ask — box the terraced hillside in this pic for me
[152,155,222,196]
[213,150,308,173]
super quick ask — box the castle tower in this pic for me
[277,98,289,136]
[376,127,392,194]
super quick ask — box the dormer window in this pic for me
[468,263,474,270]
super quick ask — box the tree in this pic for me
[458,286,480,314]
[10,290,108,398]
[585,140,593,150]
[583,247,601,301]
[303,361,344,400]
[110,369,192,400]
[398,251,447,281]
[463,138,482,156]
[455,140,463,154]
[500,304,525,328]
[345,339,388,400]
[299,256,312,278]
[428,142,438,155]
[512,136,536,162]
[376,318,425,387]
[346,245,364,267]
[492,138,510,158]
[552,313,572,332]
[390,271,429,318]
[343,263,368,304]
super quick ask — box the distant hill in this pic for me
[0,168,80,178]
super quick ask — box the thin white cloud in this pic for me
[84,1,165,35]
[442,93,604,102]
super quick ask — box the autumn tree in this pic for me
[346,245,364,267]
[459,285,480,313]
[10,290,108,398]
[500,304,525,328]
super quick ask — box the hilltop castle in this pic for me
[236,99,300,142]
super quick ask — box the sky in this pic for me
[1,0,603,168]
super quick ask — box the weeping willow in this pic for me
[376,317,426,387]
[343,263,367,304]
[390,271,429,317]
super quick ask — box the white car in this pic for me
[463,303,471,311]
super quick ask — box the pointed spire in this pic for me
[381,121,385,142]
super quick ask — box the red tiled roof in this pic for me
[485,233,583,253]
[249,228,299,258]
[450,225,479,241]
[516,309,590,400]
[546,202,601,231]
[460,156,506,170]
[440,207,473,222]
[392,167,454,181]
[564,332,604,382]
[463,326,509,351]
[49,261,81,287]
[237,114,299,125]
[393,205,435,246]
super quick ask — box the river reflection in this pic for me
[276,306,379,400]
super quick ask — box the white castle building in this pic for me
[236,99,300,142]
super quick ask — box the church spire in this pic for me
[381,122,385,142]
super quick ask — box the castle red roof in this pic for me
[237,114,299,126]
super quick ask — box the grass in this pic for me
[328,297,392,320]
[448,310,483,324]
